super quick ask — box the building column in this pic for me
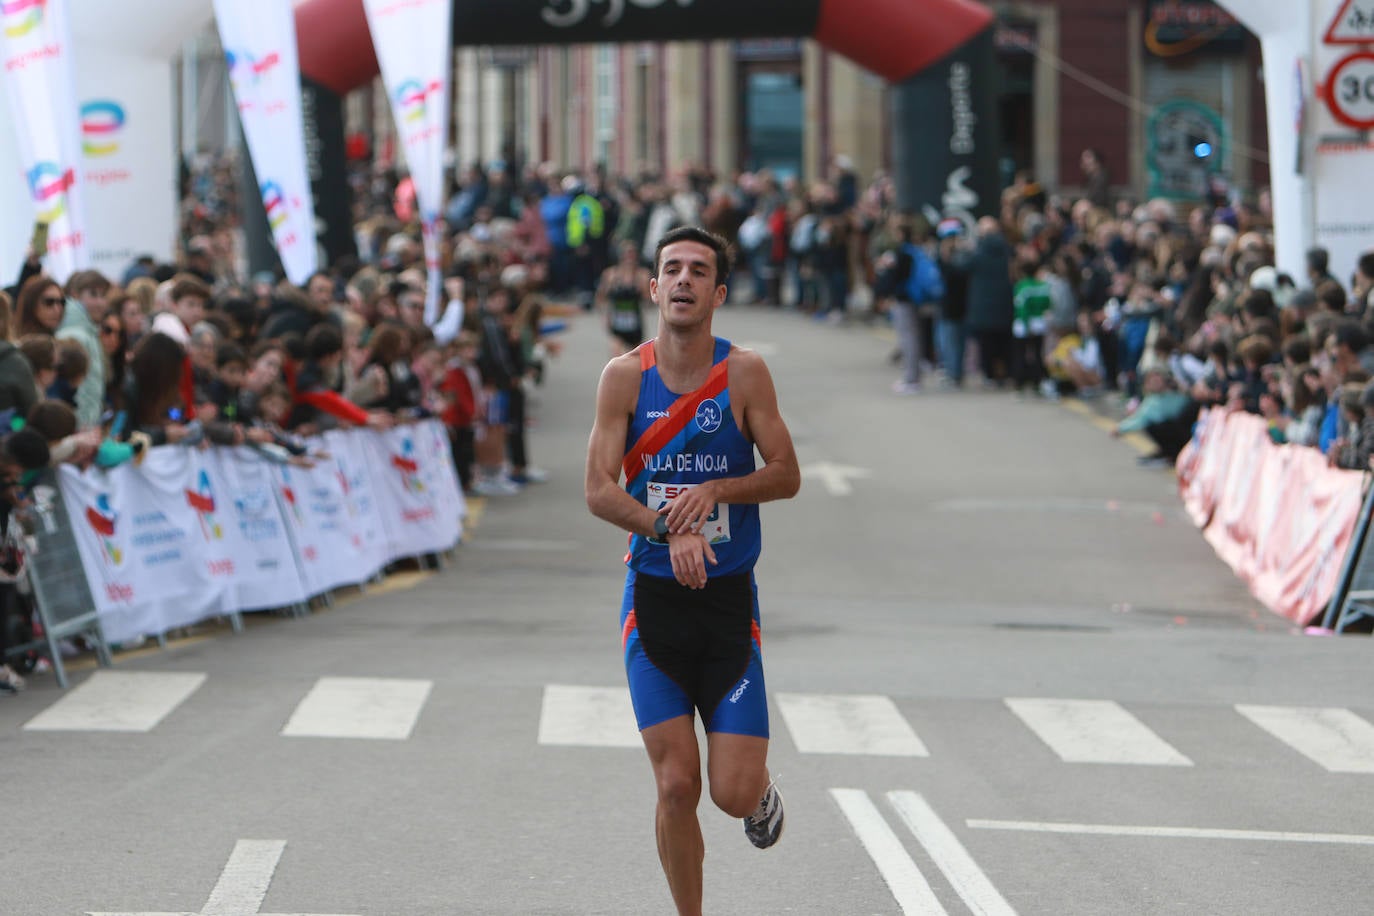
[826,54,887,183]
[803,42,824,183]
[665,43,705,173]
[456,47,482,173]
[710,42,736,176]
[480,58,504,168]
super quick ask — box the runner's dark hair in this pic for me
[653,227,733,286]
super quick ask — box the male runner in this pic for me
[585,227,801,916]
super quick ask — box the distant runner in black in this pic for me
[597,241,652,356]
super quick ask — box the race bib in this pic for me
[646,481,731,544]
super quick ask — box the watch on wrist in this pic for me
[652,515,670,541]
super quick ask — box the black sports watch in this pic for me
[652,515,671,541]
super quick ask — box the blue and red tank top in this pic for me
[622,337,761,578]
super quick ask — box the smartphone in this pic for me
[29,220,49,255]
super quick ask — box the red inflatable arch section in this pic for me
[295,0,993,95]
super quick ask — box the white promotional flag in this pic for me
[75,48,177,278]
[213,0,318,284]
[0,0,90,281]
[363,0,452,323]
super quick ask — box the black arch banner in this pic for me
[284,0,1000,270]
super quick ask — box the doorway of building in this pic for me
[739,64,803,180]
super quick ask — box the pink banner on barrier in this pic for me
[1178,409,1366,625]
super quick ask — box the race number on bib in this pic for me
[646,481,731,544]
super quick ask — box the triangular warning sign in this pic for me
[1327,0,1374,45]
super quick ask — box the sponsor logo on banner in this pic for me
[27,160,74,223]
[2,0,43,38]
[393,78,444,144]
[391,438,426,493]
[84,493,122,566]
[280,480,303,524]
[225,49,286,115]
[225,48,280,86]
[540,0,696,29]
[80,100,123,156]
[185,470,223,541]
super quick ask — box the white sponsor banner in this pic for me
[55,424,459,640]
[271,453,367,596]
[74,49,177,279]
[58,448,219,645]
[325,429,389,579]
[366,424,461,560]
[363,0,452,323]
[0,0,90,282]
[213,0,318,284]
[198,448,309,612]
[415,417,466,531]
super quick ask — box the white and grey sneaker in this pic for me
[743,780,784,849]
[0,664,26,694]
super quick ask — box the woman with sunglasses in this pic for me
[99,310,127,414]
[13,277,64,339]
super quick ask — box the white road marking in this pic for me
[888,792,1017,916]
[25,671,207,733]
[281,677,432,740]
[829,789,948,915]
[778,693,928,756]
[800,461,872,497]
[966,819,1374,846]
[201,839,284,916]
[1235,705,1374,773]
[1005,698,1192,766]
[88,839,360,916]
[537,684,641,747]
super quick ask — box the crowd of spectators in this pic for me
[1,143,1369,690]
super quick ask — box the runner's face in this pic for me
[651,241,723,329]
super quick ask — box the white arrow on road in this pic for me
[801,462,872,497]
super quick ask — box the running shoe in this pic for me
[0,664,25,694]
[743,780,784,849]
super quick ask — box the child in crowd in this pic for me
[439,332,482,494]
[48,340,88,410]
[18,336,55,402]
[208,342,248,422]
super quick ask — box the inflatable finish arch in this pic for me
[291,0,1001,264]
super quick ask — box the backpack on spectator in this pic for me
[902,243,945,305]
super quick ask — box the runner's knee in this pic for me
[655,765,702,811]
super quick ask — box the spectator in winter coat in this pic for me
[951,217,1015,386]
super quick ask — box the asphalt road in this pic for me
[2,305,1373,916]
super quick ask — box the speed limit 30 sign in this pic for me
[1324,51,1374,130]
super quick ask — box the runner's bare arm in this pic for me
[586,355,662,538]
[665,350,800,533]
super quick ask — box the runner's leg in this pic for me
[705,732,770,818]
[641,715,705,916]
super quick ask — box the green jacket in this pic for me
[56,299,105,429]
[566,193,605,248]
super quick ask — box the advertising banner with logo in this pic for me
[0,0,89,282]
[198,448,309,612]
[213,0,318,284]
[271,455,367,597]
[74,48,177,277]
[362,0,452,323]
[58,448,219,645]
[324,429,389,579]
[51,425,459,642]
[365,425,462,560]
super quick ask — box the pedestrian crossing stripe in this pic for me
[23,671,207,733]
[777,692,928,756]
[12,679,1374,775]
[281,677,433,740]
[1005,698,1193,766]
[1235,705,1374,774]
